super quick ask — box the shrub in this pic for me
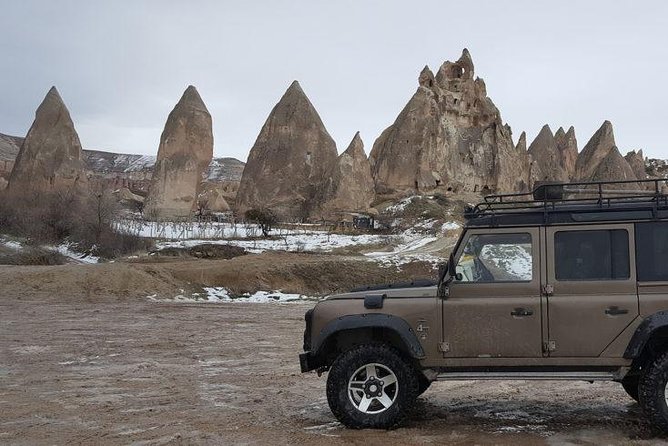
[0,186,152,259]
[0,247,68,265]
[244,208,277,237]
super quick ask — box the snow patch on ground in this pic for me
[155,232,393,254]
[148,288,318,303]
[442,221,461,231]
[384,196,418,214]
[52,244,100,264]
[0,237,22,251]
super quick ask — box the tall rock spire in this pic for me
[8,86,86,191]
[320,132,376,219]
[575,120,616,181]
[527,125,569,182]
[575,121,639,188]
[144,85,213,219]
[235,81,338,220]
[554,126,578,179]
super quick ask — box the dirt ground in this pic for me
[2,294,668,445]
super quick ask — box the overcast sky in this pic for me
[2,0,667,161]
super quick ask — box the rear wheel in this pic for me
[639,351,668,432]
[326,344,418,429]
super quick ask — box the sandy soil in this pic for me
[1,297,667,445]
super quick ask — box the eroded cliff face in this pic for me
[8,87,86,192]
[320,132,376,219]
[369,49,530,197]
[235,81,338,220]
[144,86,213,220]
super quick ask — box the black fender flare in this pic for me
[311,313,425,359]
[624,310,668,359]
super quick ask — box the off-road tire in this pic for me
[417,374,432,396]
[639,351,668,433]
[621,375,639,402]
[326,344,418,429]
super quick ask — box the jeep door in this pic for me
[442,227,543,358]
[545,224,639,357]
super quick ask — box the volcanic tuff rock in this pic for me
[625,150,646,181]
[8,87,86,191]
[144,86,214,220]
[589,147,639,184]
[574,121,617,181]
[369,49,530,196]
[235,81,338,220]
[528,125,569,183]
[320,132,376,219]
[574,121,639,188]
[198,184,231,213]
[554,126,578,179]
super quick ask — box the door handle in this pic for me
[605,306,629,316]
[511,308,534,317]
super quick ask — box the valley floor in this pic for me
[0,296,665,445]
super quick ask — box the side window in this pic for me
[635,222,668,281]
[554,229,629,281]
[456,233,533,283]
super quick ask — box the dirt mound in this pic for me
[0,252,437,301]
[160,252,436,295]
[153,243,247,260]
[0,262,183,301]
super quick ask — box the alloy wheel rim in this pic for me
[347,363,398,414]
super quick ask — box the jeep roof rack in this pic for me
[465,178,668,227]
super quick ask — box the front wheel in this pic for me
[639,351,668,432]
[326,344,418,429]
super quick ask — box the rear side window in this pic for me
[635,222,668,281]
[554,229,629,281]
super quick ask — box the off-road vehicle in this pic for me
[300,179,668,430]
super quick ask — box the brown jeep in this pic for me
[299,179,668,430]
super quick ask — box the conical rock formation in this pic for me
[574,121,639,188]
[144,86,213,220]
[320,132,376,219]
[575,121,616,181]
[8,87,86,192]
[528,125,569,183]
[235,81,338,220]
[198,184,231,213]
[590,147,639,184]
[369,49,529,196]
[625,150,646,181]
[554,126,578,179]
